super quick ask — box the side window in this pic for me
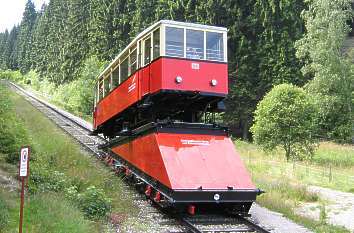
[104,76,110,96]
[130,45,137,74]
[99,80,103,101]
[112,66,119,89]
[138,41,142,68]
[144,36,151,65]
[186,29,204,59]
[206,32,224,61]
[153,28,160,60]
[165,27,184,57]
[94,84,98,105]
[120,53,129,82]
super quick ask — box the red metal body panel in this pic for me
[112,132,255,190]
[95,73,139,127]
[149,58,228,95]
[94,57,228,129]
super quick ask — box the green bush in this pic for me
[0,69,24,82]
[251,84,318,161]
[29,163,68,194]
[0,196,9,229]
[77,186,111,220]
[23,70,42,90]
[310,93,352,142]
[51,56,105,117]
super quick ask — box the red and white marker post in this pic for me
[18,146,30,233]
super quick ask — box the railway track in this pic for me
[7,81,272,233]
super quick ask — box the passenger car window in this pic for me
[153,28,160,60]
[130,46,137,74]
[144,37,151,65]
[206,32,224,61]
[112,66,119,89]
[104,76,110,96]
[165,27,184,57]
[186,29,204,59]
[120,55,129,83]
[99,81,103,101]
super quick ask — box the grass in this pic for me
[313,142,354,168]
[235,140,354,193]
[235,139,353,233]
[0,189,96,233]
[9,87,136,215]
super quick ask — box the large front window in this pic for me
[206,32,224,61]
[186,29,204,60]
[165,26,225,62]
[165,27,184,57]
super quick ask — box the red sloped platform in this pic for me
[112,132,255,191]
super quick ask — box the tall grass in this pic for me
[9,85,136,216]
[24,194,95,233]
[235,140,354,192]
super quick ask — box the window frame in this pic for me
[142,35,152,66]
[152,28,160,60]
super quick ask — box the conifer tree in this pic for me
[17,0,37,73]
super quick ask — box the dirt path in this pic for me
[296,186,354,232]
[250,203,313,233]
[0,168,18,192]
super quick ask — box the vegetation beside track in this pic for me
[236,140,353,233]
[0,83,141,232]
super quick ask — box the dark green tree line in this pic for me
[0,0,351,141]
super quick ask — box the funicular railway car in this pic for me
[93,20,261,215]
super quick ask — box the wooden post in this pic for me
[19,177,25,233]
[18,146,30,233]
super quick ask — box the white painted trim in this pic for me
[203,31,206,60]
[161,25,165,57]
[183,28,186,58]
[223,32,228,62]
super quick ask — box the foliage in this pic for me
[29,164,68,194]
[0,0,351,140]
[51,56,106,116]
[0,84,30,163]
[0,0,309,138]
[251,84,318,161]
[0,69,24,82]
[76,186,111,220]
[16,0,37,73]
[295,0,353,142]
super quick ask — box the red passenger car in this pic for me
[93,20,228,137]
[93,21,261,215]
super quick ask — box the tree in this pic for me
[295,0,353,142]
[251,84,318,161]
[223,0,306,140]
[16,0,37,73]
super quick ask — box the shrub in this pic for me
[251,84,318,161]
[51,56,105,117]
[0,69,24,82]
[77,186,111,220]
[23,70,41,90]
[29,162,68,194]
